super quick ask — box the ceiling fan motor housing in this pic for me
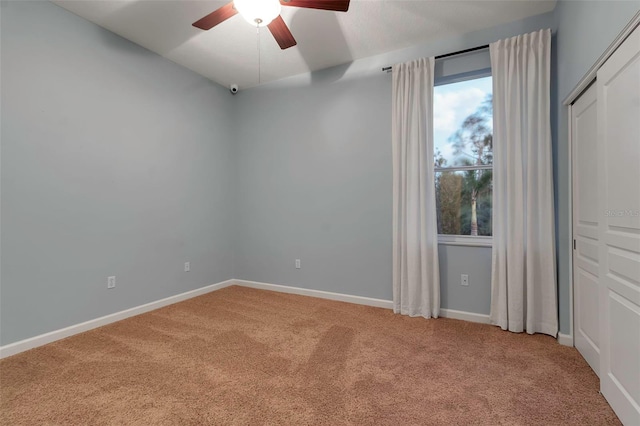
[234,0,281,27]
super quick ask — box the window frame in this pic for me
[433,74,494,246]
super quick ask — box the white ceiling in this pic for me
[52,0,556,89]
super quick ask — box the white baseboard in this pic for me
[1,278,497,359]
[557,332,573,347]
[439,308,491,324]
[0,279,235,359]
[233,279,394,309]
[234,280,492,326]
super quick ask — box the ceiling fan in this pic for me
[192,0,350,50]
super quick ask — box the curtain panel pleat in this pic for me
[392,57,440,319]
[489,29,558,336]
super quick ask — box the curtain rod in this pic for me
[381,44,490,72]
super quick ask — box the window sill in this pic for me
[438,235,493,247]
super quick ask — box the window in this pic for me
[434,76,493,243]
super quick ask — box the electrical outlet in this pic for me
[184,262,190,272]
[107,276,116,289]
[461,274,469,286]
[295,259,301,269]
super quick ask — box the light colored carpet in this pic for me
[0,285,619,425]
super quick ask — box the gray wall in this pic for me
[233,12,556,315]
[0,1,235,345]
[4,1,636,345]
[553,0,640,334]
[234,71,393,300]
[439,245,492,314]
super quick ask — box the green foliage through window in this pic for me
[434,77,493,237]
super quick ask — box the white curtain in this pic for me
[392,57,440,319]
[489,29,558,336]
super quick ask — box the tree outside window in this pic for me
[434,77,493,237]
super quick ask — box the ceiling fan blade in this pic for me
[267,16,297,50]
[192,2,237,30]
[280,0,350,12]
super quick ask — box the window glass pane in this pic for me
[436,169,492,236]
[434,76,493,168]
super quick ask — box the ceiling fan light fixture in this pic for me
[234,0,281,27]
